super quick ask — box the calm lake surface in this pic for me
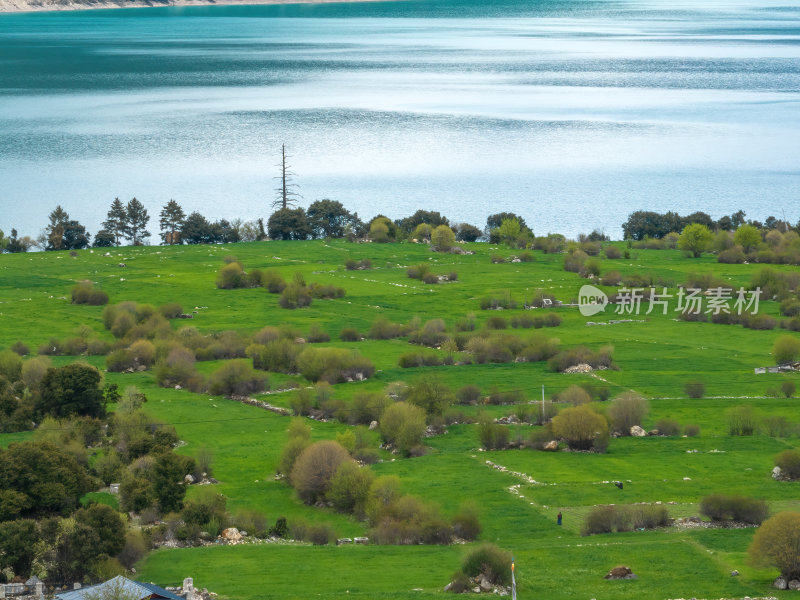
[1,0,799,238]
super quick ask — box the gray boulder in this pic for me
[774,576,788,590]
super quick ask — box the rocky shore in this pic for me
[0,0,379,14]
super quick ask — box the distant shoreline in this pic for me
[0,0,386,14]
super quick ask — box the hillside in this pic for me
[1,239,799,599]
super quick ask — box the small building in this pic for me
[56,577,182,600]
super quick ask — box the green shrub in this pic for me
[776,449,800,479]
[106,349,135,372]
[485,316,507,330]
[551,405,608,451]
[216,262,247,289]
[328,461,374,516]
[727,405,758,436]
[461,544,512,586]
[261,270,287,293]
[279,282,313,309]
[655,419,680,436]
[307,324,330,343]
[368,318,407,340]
[71,282,109,305]
[340,328,361,342]
[558,385,591,406]
[478,416,510,450]
[208,359,268,397]
[782,381,797,398]
[446,571,472,594]
[763,415,791,437]
[748,511,800,579]
[684,423,701,437]
[684,380,705,398]
[247,339,301,373]
[773,335,800,364]
[608,392,649,434]
[290,441,350,504]
[456,385,482,405]
[700,494,768,524]
[296,347,374,383]
[380,402,427,456]
[451,501,481,541]
[582,504,669,535]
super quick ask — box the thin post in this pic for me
[511,556,517,600]
[541,384,545,422]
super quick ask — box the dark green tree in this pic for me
[0,441,94,518]
[124,198,151,246]
[181,212,213,244]
[486,212,527,233]
[75,503,125,557]
[268,208,310,240]
[93,229,116,247]
[152,452,187,513]
[5,229,34,253]
[455,223,482,242]
[307,199,356,238]
[62,220,91,250]
[0,519,38,575]
[102,198,127,246]
[37,363,106,419]
[396,210,449,237]
[159,199,186,245]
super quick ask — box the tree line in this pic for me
[3,201,798,253]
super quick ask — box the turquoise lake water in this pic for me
[1,0,799,238]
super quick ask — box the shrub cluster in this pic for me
[582,504,670,535]
[699,494,768,524]
[71,282,109,305]
[345,258,372,270]
[547,345,615,372]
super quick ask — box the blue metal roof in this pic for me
[56,576,182,600]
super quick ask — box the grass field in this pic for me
[1,239,799,599]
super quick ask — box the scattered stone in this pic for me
[648,429,660,436]
[630,425,647,437]
[774,576,788,590]
[337,538,353,546]
[604,566,637,580]
[731,570,739,577]
[564,363,593,374]
[354,537,369,545]
[220,527,243,542]
[118,263,126,267]
[479,577,493,592]
[790,580,800,590]
[544,440,559,451]
[369,420,378,431]
[772,466,782,480]
[184,474,195,484]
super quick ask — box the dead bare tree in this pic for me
[272,144,301,210]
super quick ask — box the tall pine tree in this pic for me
[159,199,186,245]
[102,198,127,246]
[45,205,70,251]
[124,198,151,246]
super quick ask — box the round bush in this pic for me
[290,440,351,504]
[461,544,512,586]
[776,449,800,479]
[748,512,800,579]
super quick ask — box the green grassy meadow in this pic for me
[1,239,799,599]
